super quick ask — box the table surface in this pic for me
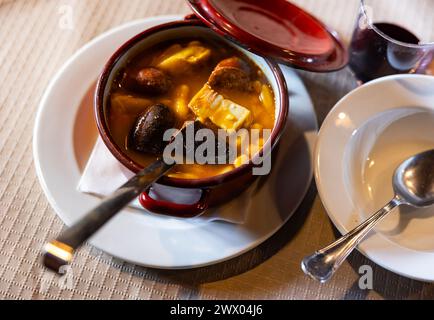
[1,0,434,300]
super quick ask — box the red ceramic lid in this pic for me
[187,0,348,72]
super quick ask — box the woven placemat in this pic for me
[1,0,434,300]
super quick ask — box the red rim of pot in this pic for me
[95,18,289,189]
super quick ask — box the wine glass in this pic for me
[349,0,434,83]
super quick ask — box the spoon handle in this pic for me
[43,159,173,274]
[301,197,402,283]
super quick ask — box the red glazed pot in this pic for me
[95,17,289,218]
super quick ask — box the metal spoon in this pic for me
[43,120,233,274]
[302,149,434,283]
[42,121,191,273]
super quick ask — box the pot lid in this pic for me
[187,0,348,72]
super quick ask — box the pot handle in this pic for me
[139,188,210,218]
[184,13,200,21]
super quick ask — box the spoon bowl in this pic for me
[394,149,434,208]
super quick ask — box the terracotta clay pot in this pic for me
[95,17,289,218]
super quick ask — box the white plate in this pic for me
[34,16,317,269]
[316,74,434,282]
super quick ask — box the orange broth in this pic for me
[108,37,275,179]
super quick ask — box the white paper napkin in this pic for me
[78,138,254,224]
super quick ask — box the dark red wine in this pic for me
[349,22,429,83]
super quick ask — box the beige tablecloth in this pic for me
[1,0,434,300]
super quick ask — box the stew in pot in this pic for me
[108,36,276,179]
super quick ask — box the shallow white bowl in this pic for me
[316,74,434,282]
